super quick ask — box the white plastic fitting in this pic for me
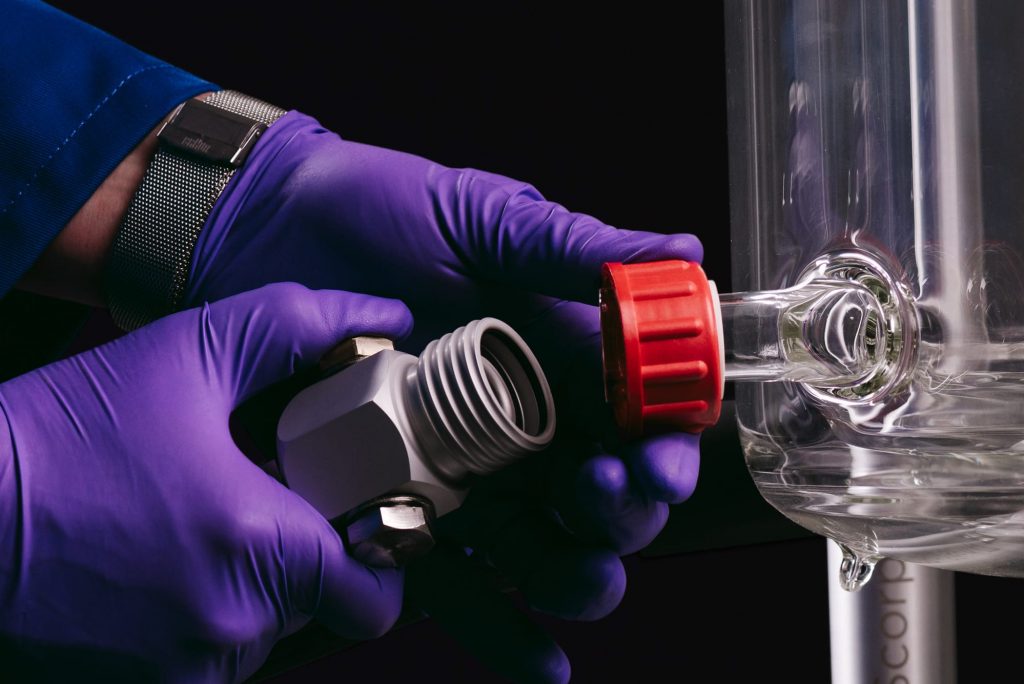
[276,318,556,522]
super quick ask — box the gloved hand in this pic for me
[184,110,704,683]
[0,283,412,683]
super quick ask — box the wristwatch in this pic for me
[106,90,286,331]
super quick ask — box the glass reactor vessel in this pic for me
[725,0,1024,582]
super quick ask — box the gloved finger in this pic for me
[407,544,571,684]
[481,509,628,622]
[622,432,701,504]
[283,490,405,640]
[195,282,413,404]
[433,479,627,621]
[558,453,671,555]
[465,432,664,557]
[507,299,703,507]
[449,436,672,556]
[450,169,703,304]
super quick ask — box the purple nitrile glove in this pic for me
[184,110,704,683]
[0,283,412,682]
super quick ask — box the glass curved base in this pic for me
[747,433,1024,578]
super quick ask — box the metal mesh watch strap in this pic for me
[106,90,285,331]
[107,152,231,331]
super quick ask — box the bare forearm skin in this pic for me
[16,92,214,307]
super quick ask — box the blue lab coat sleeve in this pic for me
[0,0,217,297]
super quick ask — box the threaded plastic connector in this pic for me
[409,318,556,481]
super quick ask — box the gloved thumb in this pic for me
[455,171,704,304]
[193,282,413,405]
[283,492,405,641]
[198,284,410,639]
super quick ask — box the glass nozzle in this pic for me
[598,260,898,437]
[719,279,886,388]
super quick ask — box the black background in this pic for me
[42,2,1024,682]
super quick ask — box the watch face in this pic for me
[158,98,266,167]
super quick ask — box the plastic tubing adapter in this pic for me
[276,318,556,567]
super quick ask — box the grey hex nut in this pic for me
[341,496,436,568]
[277,350,465,523]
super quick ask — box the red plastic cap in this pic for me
[600,260,724,436]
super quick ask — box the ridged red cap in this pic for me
[600,261,724,436]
